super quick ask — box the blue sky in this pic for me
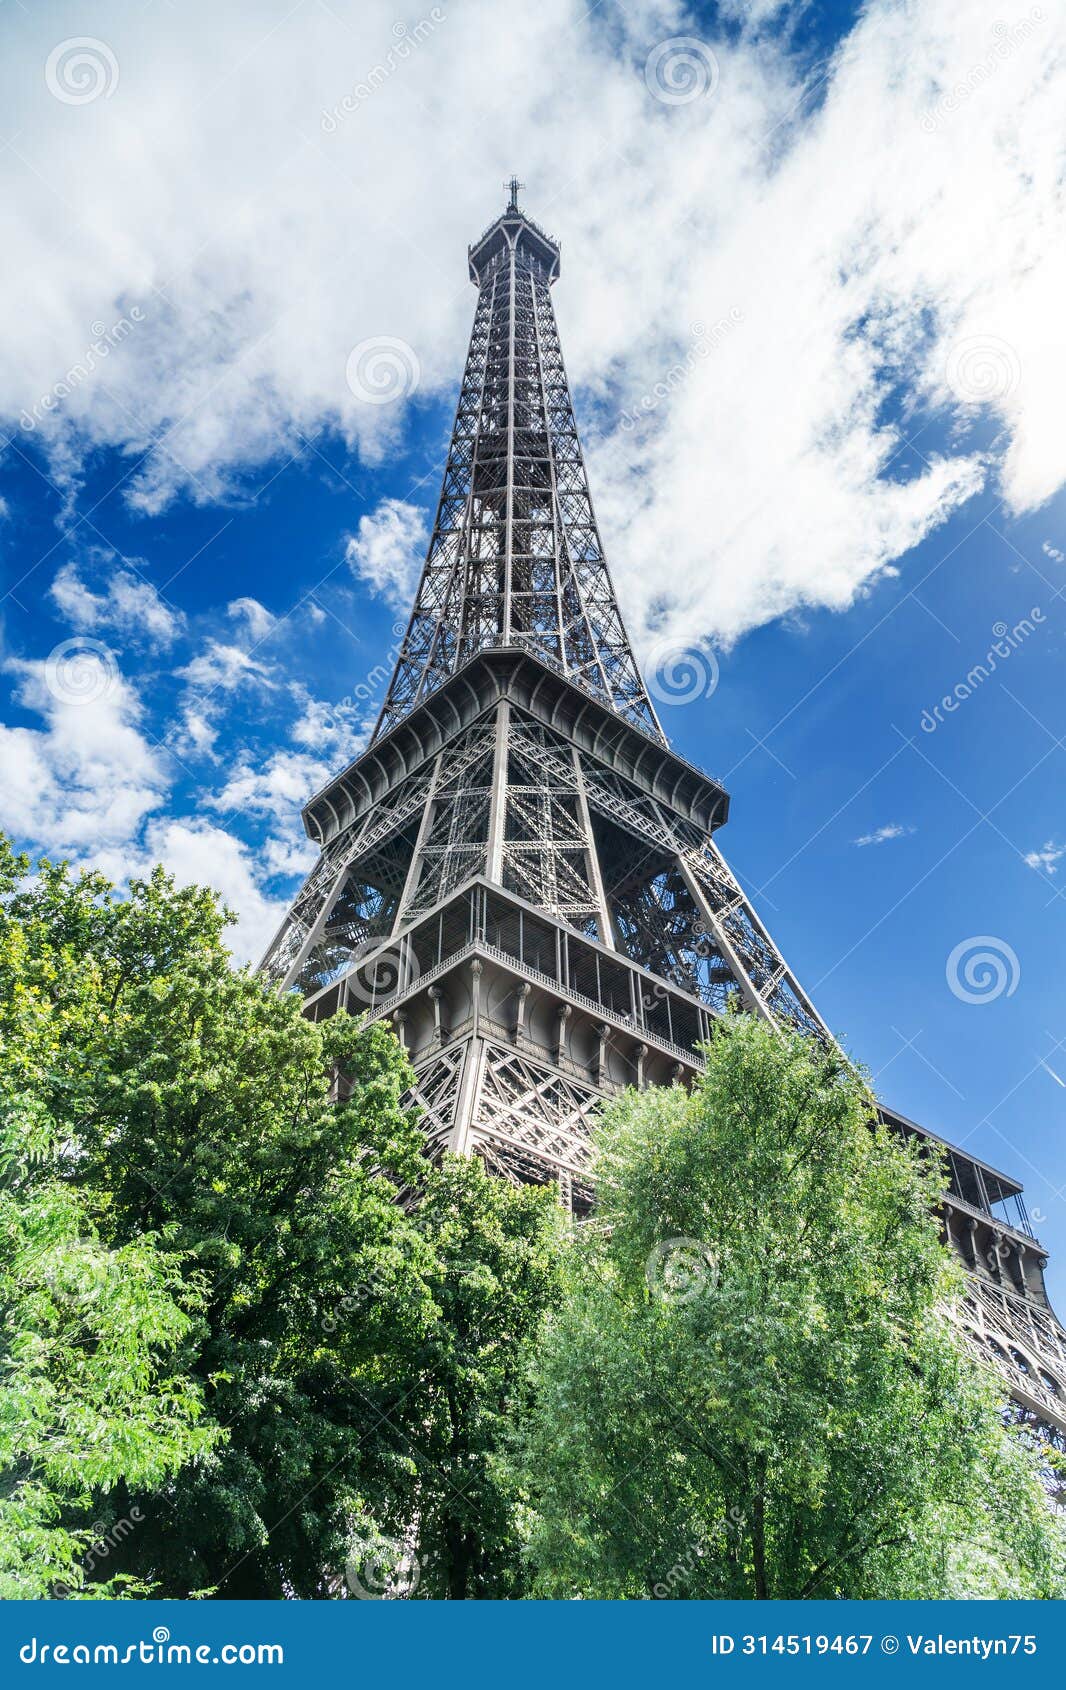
[2,0,1066,1293]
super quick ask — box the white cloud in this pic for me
[227,596,276,642]
[345,498,428,611]
[49,558,183,648]
[289,682,374,762]
[96,818,289,964]
[176,639,273,696]
[1024,840,1066,876]
[853,822,915,848]
[211,747,330,816]
[1042,541,1065,563]
[0,0,1060,654]
[0,638,302,967]
[0,649,168,854]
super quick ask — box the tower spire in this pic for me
[373,194,663,745]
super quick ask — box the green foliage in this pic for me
[8,827,1057,1602]
[393,1156,562,1598]
[0,834,562,1599]
[519,1015,1066,1599]
[0,839,214,1599]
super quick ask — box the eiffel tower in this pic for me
[262,186,1066,1442]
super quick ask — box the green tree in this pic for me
[0,840,214,1599]
[520,1014,1066,1599]
[393,1156,561,1599]
[1,838,562,1600]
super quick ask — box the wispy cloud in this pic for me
[852,822,915,848]
[1024,840,1066,876]
[345,498,428,611]
[0,0,1060,652]
[50,556,183,649]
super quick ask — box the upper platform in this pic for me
[302,646,729,849]
[468,181,560,286]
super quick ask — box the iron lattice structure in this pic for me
[262,191,1066,1442]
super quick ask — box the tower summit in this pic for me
[373,188,660,744]
[262,192,1066,1439]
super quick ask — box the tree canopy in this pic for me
[0,837,560,1599]
[519,1014,1066,1599]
